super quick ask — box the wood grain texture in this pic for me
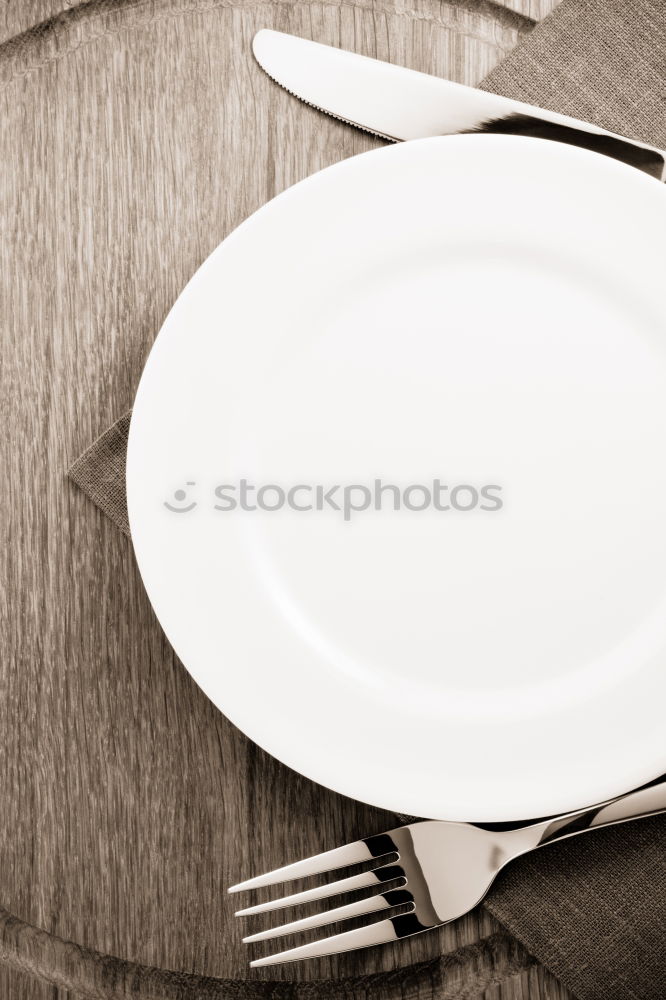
[495,0,560,21]
[0,0,560,47]
[0,0,77,43]
[0,1,568,998]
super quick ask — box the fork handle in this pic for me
[511,774,666,856]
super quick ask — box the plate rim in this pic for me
[127,134,666,820]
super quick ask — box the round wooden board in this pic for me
[0,1,568,997]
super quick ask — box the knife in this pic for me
[252,29,666,182]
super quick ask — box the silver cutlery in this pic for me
[252,30,666,181]
[230,777,666,965]
[237,26,666,970]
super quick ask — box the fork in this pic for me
[229,776,666,966]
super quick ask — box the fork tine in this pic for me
[234,863,405,916]
[249,917,401,967]
[243,887,412,943]
[228,832,397,893]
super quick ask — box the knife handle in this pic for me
[473,112,666,181]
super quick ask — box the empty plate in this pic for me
[127,135,666,820]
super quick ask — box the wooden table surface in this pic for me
[0,1,572,997]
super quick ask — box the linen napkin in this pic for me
[69,2,666,997]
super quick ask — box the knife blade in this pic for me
[252,30,666,182]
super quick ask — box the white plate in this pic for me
[127,136,666,821]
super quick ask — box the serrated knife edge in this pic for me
[252,33,399,143]
[252,30,666,182]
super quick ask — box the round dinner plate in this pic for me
[127,135,666,821]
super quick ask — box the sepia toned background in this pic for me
[0,1,573,998]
